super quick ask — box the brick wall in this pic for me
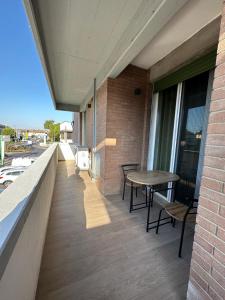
[187,4,225,299]
[104,65,150,195]
[84,65,151,195]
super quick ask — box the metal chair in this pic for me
[121,163,140,200]
[155,178,198,257]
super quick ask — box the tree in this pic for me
[44,120,60,142]
[2,127,16,138]
[53,123,60,142]
[24,131,29,140]
[44,120,54,130]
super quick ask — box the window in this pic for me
[149,71,211,201]
[153,85,177,171]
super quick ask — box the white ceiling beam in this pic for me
[23,0,57,109]
[80,0,189,111]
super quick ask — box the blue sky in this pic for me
[0,1,72,129]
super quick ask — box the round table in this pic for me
[127,170,180,231]
[127,170,179,186]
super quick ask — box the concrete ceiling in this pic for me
[132,0,223,69]
[24,0,222,112]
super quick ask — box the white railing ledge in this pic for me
[0,143,57,279]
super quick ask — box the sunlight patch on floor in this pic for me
[65,160,75,177]
[83,190,111,229]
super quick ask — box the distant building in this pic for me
[17,129,49,140]
[0,124,6,134]
[60,122,73,143]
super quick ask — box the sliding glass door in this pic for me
[148,71,211,201]
[175,72,209,202]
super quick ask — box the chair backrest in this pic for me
[175,176,198,207]
[121,163,139,178]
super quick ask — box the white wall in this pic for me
[58,142,75,161]
[0,144,58,300]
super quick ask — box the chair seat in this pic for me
[165,203,196,222]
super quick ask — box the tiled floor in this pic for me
[36,161,194,300]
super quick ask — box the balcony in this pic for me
[0,145,194,300]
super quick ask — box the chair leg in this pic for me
[178,219,186,258]
[145,186,148,206]
[173,219,176,228]
[156,209,163,234]
[136,187,138,198]
[122,180,126,200]
[151,190,154,207]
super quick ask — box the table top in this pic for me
[127,170,179,186]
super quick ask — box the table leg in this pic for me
[129,181,133,213]
[146,187,153,232]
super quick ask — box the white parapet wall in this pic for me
[0,143,58,300]
[58,142,75,161]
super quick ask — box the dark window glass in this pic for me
[176,71,209,203]
[154,85,177,171]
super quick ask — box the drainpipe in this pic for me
[92,78,97,179]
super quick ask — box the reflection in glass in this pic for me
[176,71,209,203]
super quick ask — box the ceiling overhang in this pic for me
[55,103,80,112]
[23,0,190,112]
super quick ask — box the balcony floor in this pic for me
[36,161,194,300]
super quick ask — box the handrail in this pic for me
[0,143,57,279]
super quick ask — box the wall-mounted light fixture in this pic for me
[134,88,141,95]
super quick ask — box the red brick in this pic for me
[205,145,225,158]
[209,287,223,300]
[200,187,225,205]
[209,110,225,123]
[206,134,225,146]
[192,252,212,273]
[216,51,225,66]
[211,99,225,111]
[204,156,225,170]
[212,259,225,277]
[199,196,219,213]
[214,248,225,265]
[198,225,225,255]
[203,166,225,181]
[192,259,225,299]
[214,63,225,78]
[194,233,214,254]
[190,267,208,292]
[213,75,225,89]
[217,227,225,244]
[211,88,225,101]
[196,215,217,234]
[84,65,150,195]
[190,279,211,300]
[217,39,225,54]
[193,242,214,264]
[208,123,225,134]
[198,206,225,230]
[212,268,225,288]
[201,176,223,193]
[189,7,225,299]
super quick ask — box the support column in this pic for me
[92,78,97,178]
